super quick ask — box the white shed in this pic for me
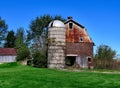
[0,48,16,63]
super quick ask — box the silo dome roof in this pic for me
[48,20,65,28]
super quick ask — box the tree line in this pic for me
[0,15,118,69]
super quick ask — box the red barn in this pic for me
[65,17,94,68]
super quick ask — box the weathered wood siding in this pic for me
[0,56,16,63]
[66,43,93,57]
[66,42,94,68]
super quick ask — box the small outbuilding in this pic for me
[0,48,16,63]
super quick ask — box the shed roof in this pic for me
[0,48,16,55]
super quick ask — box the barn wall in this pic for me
[0,56,16,63]
[66,42,93,57]
[66,42,94,68]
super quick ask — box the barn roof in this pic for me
[64,19,85,28]
[0,48,16,55]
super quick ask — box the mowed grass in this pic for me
[0,63,120,88]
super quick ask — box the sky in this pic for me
[0,0,120,55]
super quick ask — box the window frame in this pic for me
[69,22,73,29]
[79,37,83,42]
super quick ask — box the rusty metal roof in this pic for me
[65,18,94,44]
[0,48,16,55]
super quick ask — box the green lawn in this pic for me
[0,63,120,88]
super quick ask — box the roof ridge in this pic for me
[64,19,84,28]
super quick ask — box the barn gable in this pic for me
[65,17,93,43]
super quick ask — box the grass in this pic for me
[0,63,120,88]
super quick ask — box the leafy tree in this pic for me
[95,45,116,60]
[27,14,66,51]
[54,15,66,22]
[0,17,8,47]
[15,27,31,61]
[15,27,25,48]
[32,49,47,68]
[4,30,16,48]
[16,43,30,61]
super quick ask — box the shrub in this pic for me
[94,59,120,70]
[16,44,30,61]
[95,45,116,60]
[32,51,47,68]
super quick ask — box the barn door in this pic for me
[65,56,76,66]
[88,57,92,69]
[76,56,81,67]
[76,56,88,68]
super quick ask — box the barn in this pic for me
[65,16,94,68]
[0,48,16,63]
[47,17,94,69]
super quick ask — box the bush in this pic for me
[94,59,120,70]
[32,51,47,68]
[95,45,116,60]
[16,44,31,61]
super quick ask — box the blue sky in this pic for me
[0,0,120,55]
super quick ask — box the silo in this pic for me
[47,20,66,68]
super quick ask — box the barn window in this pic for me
[80,37,83,42]
[69,23,73,29]
[88,57,91,62]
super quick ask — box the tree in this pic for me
[15,27,25,48]
[32,49,47,68]
[16,43,30,61]
[15,27,31,61]
[0,17,8,47]
[27,14,66,51]
[95,45,116,60]
[4,30,16,48]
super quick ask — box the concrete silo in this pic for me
[47,20,66,68]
